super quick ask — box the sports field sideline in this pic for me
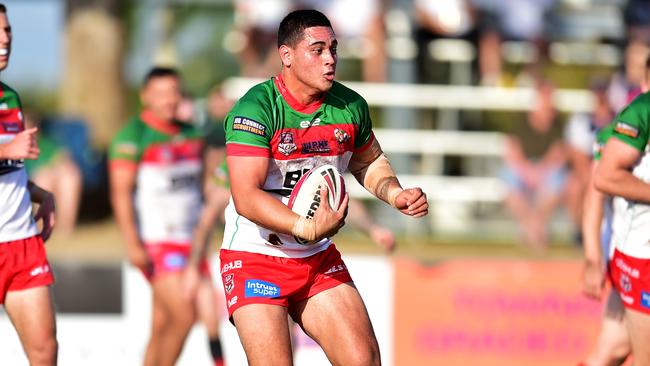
[44,220,583,264]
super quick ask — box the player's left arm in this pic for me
[27,180,55,241]
[349,138,428,217]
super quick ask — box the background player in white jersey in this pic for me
[222,9,427,365]
[595,56,650,366]
[0,3,58,365]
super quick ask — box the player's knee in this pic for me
[611,342,631,361]
[168,309,195,332]
[151,311,170,333]
[27,336,58,365]
[345,344,381,366]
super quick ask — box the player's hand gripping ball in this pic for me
[288,164,346,245]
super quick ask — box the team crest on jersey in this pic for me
[334,128,350,144]
[278,131,297,156]
[224,274,235,294]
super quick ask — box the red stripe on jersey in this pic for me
[269,123,356,160]
[226,143,271,157]
[109,159,138,171]
[140,139,202,164]
[274,74,324,114]
[355,132,375,153]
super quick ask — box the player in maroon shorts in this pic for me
[0,3,57,365]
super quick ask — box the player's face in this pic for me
[141,76,181,122]
[289,26,337,94]
[0,12,12,72]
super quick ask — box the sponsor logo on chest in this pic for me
[299,118,321,128]
[301,140,330,154]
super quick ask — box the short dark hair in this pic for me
[0,4,7,13]
[143,66,179,87]
[277,9,332,48]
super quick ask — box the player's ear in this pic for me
[279,45,292,67]
[139,88,147,107]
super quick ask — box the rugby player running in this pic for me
[219,9,427,366]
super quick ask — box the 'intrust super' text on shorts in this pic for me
[609,248,650,314]
[0,235,54,304]
[219,244,353,318]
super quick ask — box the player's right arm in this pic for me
[228,155,346,242]
[594,99,650,201]
[108,125,150,271]
[0,127,39,160]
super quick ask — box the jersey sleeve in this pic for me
[225,96,273,157]
[109,121,140,164]
[353,96,374,151]
[611,95,650,152]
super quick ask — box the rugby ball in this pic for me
[288,164,346,245]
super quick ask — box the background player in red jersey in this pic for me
[222,10,427,366]
[0,3,58,365]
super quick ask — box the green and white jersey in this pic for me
[0,82,38,242]
[109,111,203,246]
[607,92,650,259]
[222,75,374,258]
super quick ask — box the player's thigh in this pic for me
[151,273,195,324]
[625,308,650,365]
[293,282,380,366]
[5,286,57,349]
[232,303,293,366]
